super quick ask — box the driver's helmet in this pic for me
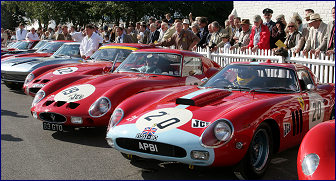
[236,66,258,85]
[146,54,159,65]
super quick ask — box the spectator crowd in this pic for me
[2,7,335,58]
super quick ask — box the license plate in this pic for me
[42,122,63,131]
[32,83,45,88]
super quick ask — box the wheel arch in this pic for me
[263,119,280,154]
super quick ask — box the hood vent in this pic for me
[176,89,231,106]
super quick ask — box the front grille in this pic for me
[42,100,80,109]
[1,73,27,82]
[116,138,187,158]
[28,87,41,94]
[39,112,66,123]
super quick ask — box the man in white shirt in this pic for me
[80,24,101,59]
[70,26,84,42]
[26,28,39,40]
[158,22,169,42]
[16,23,28,41]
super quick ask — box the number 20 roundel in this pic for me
[135,108,193,134]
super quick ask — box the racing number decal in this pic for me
[53,67,78,75]
[144,111,168,121]
[54,84,96,102]
[308,93,325,129]
[312,101,322,122]
[136,108,193,133]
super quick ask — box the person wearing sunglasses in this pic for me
[284,20,305,54]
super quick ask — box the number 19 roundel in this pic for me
[135,108,193,133]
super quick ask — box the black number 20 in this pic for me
[144,111,180,129]
[312,101,322,122]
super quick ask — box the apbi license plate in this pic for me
[42,122,63,131]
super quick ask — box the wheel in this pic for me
[233,122,273,179]
[3,81,23,90]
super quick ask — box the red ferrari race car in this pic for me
[1,40,40,56]
[30,49,221,132]
[105,61,335,179]
[1,40,71,61]
[297,119,335,180]
[23,43,154,97]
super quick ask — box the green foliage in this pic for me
[1,1,233,30]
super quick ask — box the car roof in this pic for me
[63,42,81,45]
[51,40,74,43]
[103,43,155,49]
[231,61,306,70]
[134,48,203,57]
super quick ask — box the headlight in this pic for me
[214,121,232,141]
[200,119,234,148]
[24,73,34,85]
[107,108,124,132]
[302,153,320,176]
[88,97,111,117]
[32,90,45,107]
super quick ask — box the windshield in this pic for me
[115,52,182,76]
[36,42,65,53]
[89,48,133,62]
[53,44,80,57]
[202,64,299,93]
[33,40,48,50]
[14,41,33,49]
[7,41,22,48]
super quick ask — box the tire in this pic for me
[3,81,23,90]
[233,122,273,179]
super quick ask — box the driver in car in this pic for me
[234,67,260,87]
[138,54,162,73]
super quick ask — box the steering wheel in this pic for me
[129,68,140,72]
[213,78,233,87]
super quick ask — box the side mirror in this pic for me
[201,78,208,84]
[205,67,219,78]
[103,66,112,73]
[307,84,315,90]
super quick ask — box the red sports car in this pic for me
[105,61,335,179]
[1,40,40,56]
[297,119,335,180]
[30,49,221,131]
[23,43,154,97]
[1,40,71,61]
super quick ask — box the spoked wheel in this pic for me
[233,122,273,179]
[250,128,270,172]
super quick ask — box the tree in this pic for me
[1,1,26,30]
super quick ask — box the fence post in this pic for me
[206,46,211,59]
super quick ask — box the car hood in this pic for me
[45,72,183,105]
[1,56,82,73]
[2,52,51,61]
[116,86,295,137]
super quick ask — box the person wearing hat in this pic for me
[303,9,314,30]
[230,19,252,50]
[241,15,270,52]
[220,33,231,51]
[262,8,276,33]
[182,19,191,31]
[324,7,335,56]
[16,23,28,41]
[303,13,328,56]
[270,18,286,49]
[276,14,287,27]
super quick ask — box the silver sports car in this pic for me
[1,42,82,89]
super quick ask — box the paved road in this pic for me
[1,83,299,180]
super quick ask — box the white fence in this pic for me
[195,47,335,84]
